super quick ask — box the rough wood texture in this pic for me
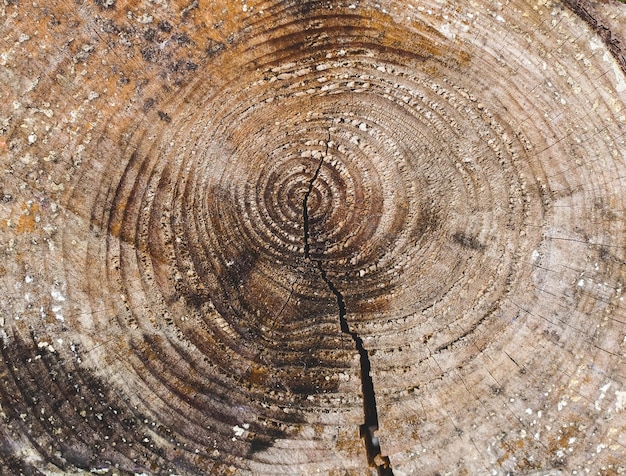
[1,0,625,474]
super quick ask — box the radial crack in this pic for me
[303,133,327,260]
[302,132,393,475]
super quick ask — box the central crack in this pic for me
[302,133,393,475]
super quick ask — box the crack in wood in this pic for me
[302,131,328,260]
[302,131,393,475]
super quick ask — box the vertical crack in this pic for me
[302,132,393,475]
[303,149,324,261]
[316,264,393,475]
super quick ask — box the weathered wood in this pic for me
[1,0,625,474]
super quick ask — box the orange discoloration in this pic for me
[547,423,580,455]
[497,438,539,471]
[16,213,36,234]
[249,365,269,385]
[15,203,40,234]
[108,202,130,240]
[109,217,122,239]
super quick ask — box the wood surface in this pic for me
[1,0,625,474]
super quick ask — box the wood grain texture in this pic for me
[1,0,625,474]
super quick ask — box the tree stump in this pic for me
[1,0,625,474]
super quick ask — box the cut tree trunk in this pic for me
[1,0,625,474]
